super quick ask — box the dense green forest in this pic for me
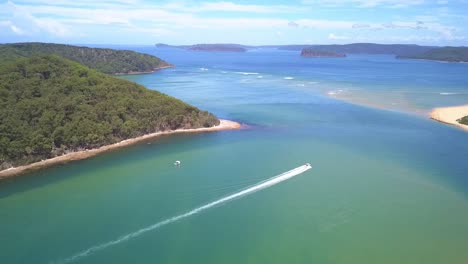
[458,116,468,125]
[0,43,172,74]
[397,47,468,62]
[0,55,219,169]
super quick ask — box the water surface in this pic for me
[1,47,468,264]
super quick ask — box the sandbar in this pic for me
[430,105,468,132]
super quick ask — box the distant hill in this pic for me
[0,55,219,169]
[301,48,346,58]
[156,42,436,56]
[0,43,172,74]
[397,47,468,62]
[285,43,434,55]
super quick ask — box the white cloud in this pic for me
[191,2,298,13]
[328,33,349,40]
[0,20,25,35]
[352,23,371,28]
[295,19,353,29]
[1,0,465,45]
[302,0,424,8]
[10,23,25,35]
[3,0,71,37]
[288,21,299,28]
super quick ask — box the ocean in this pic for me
[1,47,467,264]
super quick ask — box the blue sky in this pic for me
[1,0,468,45]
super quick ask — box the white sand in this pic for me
[430,105,468,132]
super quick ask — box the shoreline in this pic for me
[430,105,468,132]
[0,119,241,179]
[113,65,174,75]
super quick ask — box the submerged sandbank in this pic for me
[430,105,468,132]
[0,119,241,179]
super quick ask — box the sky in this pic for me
[1,0,468,46]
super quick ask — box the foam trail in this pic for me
[58,164,312,264]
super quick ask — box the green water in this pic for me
[1,50,468,264]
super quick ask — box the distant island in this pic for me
[397,47,468,62]
[301,48,346,58]
[165,43,466,62]
[0,42,173,75]
[0,44,240,177]
[156,42,439,56]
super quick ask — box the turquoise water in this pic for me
[1,48,468,264]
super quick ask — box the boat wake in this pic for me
[55,164,312,264]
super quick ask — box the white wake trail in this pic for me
[57,164,312,264]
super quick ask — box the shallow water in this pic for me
[1,47,468,264]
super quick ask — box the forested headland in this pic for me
[0,42,172,74]
[397,47,468,62]
[0,54,219,170]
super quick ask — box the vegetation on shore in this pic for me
[0,55,219,169]
[278,43,434,55]
[0,42,172,74]
[397,47,468,62]
[458,116,468,125]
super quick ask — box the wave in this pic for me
[284,77,294,80]
[439,92,457,95]
[56,164,312,264]
[235,72,260,75]
[199,68,209,71]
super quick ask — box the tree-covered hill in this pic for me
[0,42,172,74]
[279,43,434,55]
[397,47,468,62]
[0,55,219,169]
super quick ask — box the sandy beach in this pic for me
[430,105,468,131]
[0,119,241,179]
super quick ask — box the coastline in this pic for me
[430,105,468,132]
[0,119,241,179]
[113,65,174,75]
